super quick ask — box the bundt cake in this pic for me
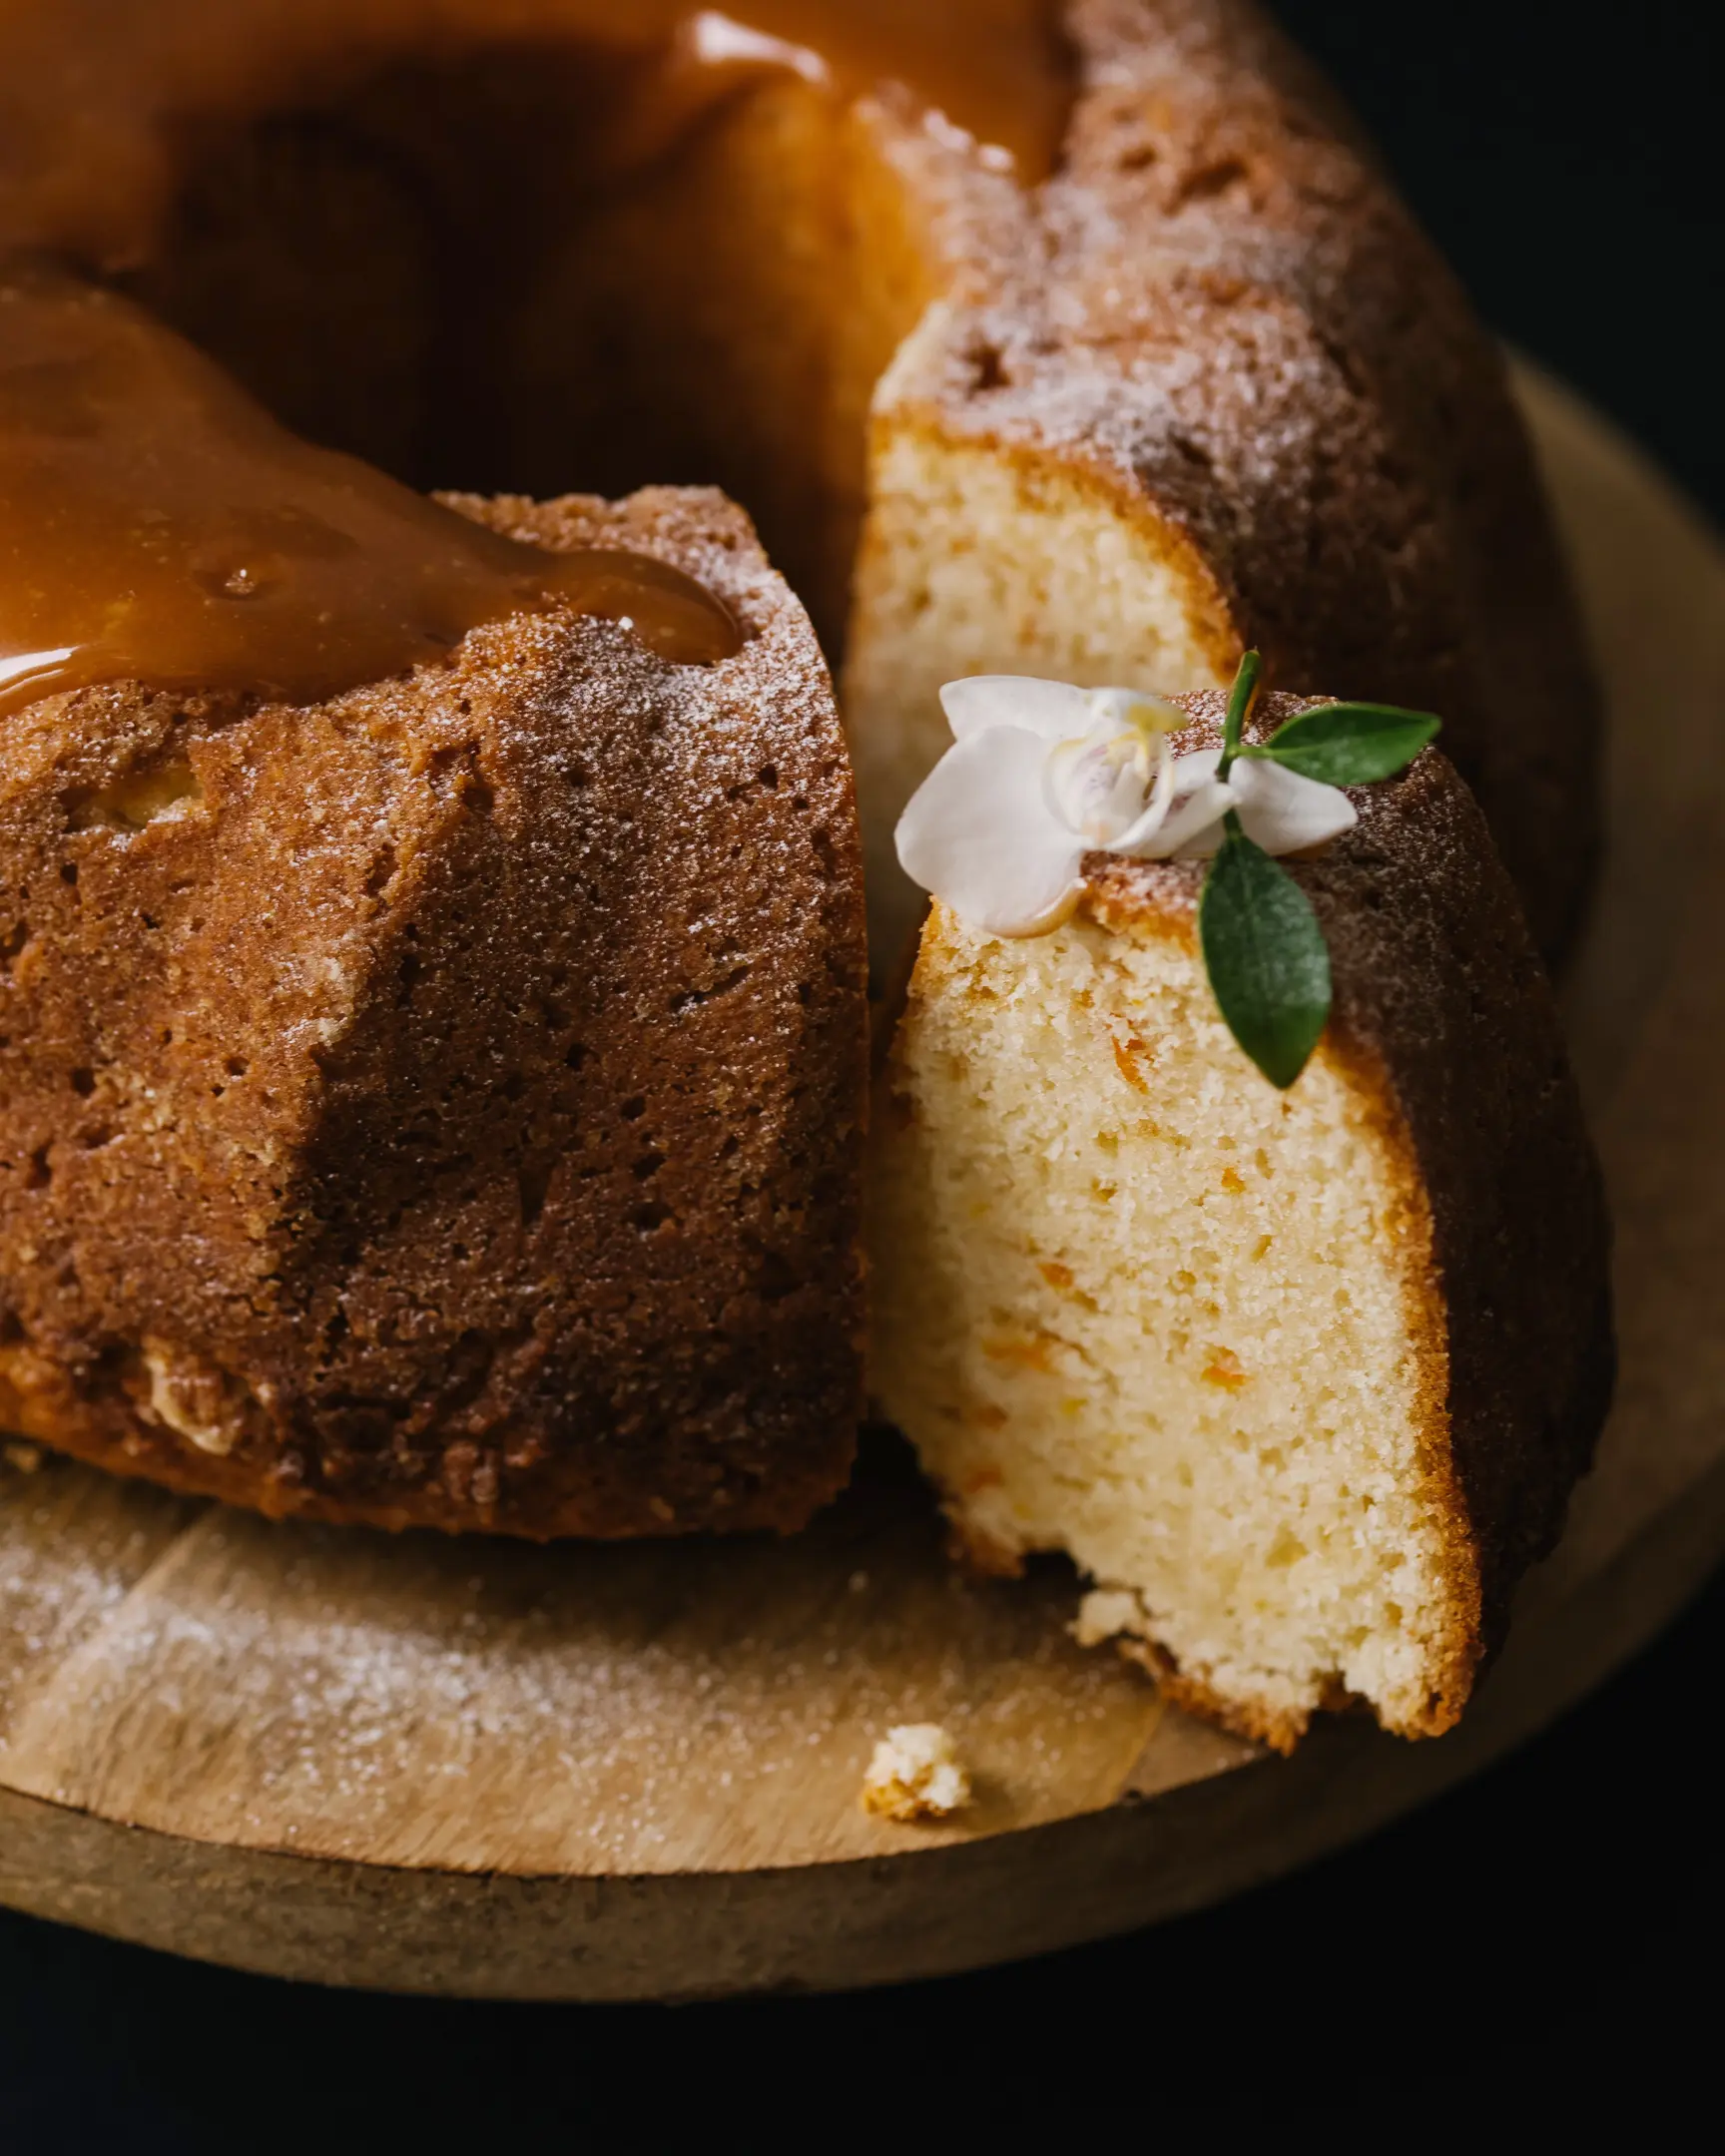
[872,685,1612,1747]
[0,2,1604,1556]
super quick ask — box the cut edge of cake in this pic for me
[844,388,1241,966]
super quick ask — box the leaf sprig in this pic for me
[1198,655,1439,1089]
[1237,700,1440,786]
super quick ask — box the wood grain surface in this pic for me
[2,366,1723,1998]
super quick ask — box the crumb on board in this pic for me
[3,1441,44,1474]
[861,1723,972,1823]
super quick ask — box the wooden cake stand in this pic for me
[3,367,1723,1999]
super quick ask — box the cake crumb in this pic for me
[861,1723,972,1823]
[1071,1587,1147,1648]
[3,1440,44,1474]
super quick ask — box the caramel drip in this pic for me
[0,269,740,722]
[0,4,1067,267]
[0,3,1064,717]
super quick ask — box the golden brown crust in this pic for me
[876,0,1600,961]
[1082,691,1614,1730]
[1310,1028,1478,1737]
[1121,1638,1303,1756]
[0,487,869,1537]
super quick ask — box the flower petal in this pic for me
[1119,749,1236,858]
[1160,782,1240,856]
[896,728,1086,935]
[939,676,1093,743]
[1101,733,1177,851]
[1230,758,1359,852]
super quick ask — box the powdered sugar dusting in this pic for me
[0,1453,1158,1873]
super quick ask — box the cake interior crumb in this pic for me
[861,1721,973,1823]
[870,902,1458,1744]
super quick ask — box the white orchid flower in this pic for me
[894,676,1358,937]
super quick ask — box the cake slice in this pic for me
[870,689,1611,1748]
[0,487,867,1537]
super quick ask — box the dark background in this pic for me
[3,2,1720,2144]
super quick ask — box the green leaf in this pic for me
[1216,648,1263,780]
[1243,701,1439,786]
[1199,814,1332,1089]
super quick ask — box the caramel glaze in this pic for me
[0,266,741,722]
[0,3,1062,717]
[0,4,1065,268]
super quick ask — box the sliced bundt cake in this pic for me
[873,681,1611,1746]
[0,0,1605,1559]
